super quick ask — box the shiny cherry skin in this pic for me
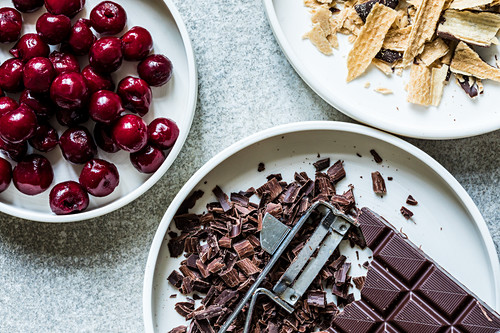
[10,33,50,62]
[28,122,58,152]
[89,90,123,124]
[50,72,89,111]
[138,54,173,87]
[121,26,152,61]
[0,137,27,161]
[89,37,123,74]
[116,76,151,116]
[79,158,119,197]
[56,108,89,127]
[36,13,71,45]
[130,145,165,174]
[147,118,179,150]
[13,154,53,195]
[68,19,95,56]
[0,105,37,143]
[112,114,147,153]
[44,0,85,17]
[0,58,24,93]
[0,7,22,43]
[23,57,55,93]
[0,157,11,193]
[81,65,114,94]
[90,1,127,35]
[13,0,44,12]
[93,122,119,153]
[49,181,89,215]
[20,90,55,119]
[0,96,19,116]
[59,126,97,164]
[49,51,80,76]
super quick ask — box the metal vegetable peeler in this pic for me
[218,201,361,333]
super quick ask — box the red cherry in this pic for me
[89,37,123,74]
[90,1,127,35]
[147,118,179,150]
[10,33,50,62]
[0,58,24,93]
[0,105,37,143]
[0,7,22,43]
[44,0,85,17]
[23,57,55,93]
[0,137,27,161]
[50,72,89,111]
[89,90,123,124]
[29,122,59,152]
[93,122,119,153]
[82,65,114,94]
[13,154,53,195]
[116,76,151,116]
[49,51,80,76]
[36,13,71,45]
[0,96,19,116]
[130,145,166,174]
[138,54,173,87]
[67,18,96,56]
[121,26,153,61]
[59,126,97,164]
[0,157,12,193]
[49,181,89,215]
[112,114,147,153]
[79,158,119,197]
[13,0,44,13]
[20,90,55,119]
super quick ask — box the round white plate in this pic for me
[0,0,197,222]
[262,0,500,139]
[143,121,500,332]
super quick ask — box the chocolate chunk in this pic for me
[313,158,331,171]
[375,49,402,64]
[167,270,184,288]
[236,258,261,276]
[193,280,211,293]
[177,190,204,214]
[371,171,387,194]
[168,235,186,258]
[220,267,240,287]
[334,262,351,284]
[387,176,393,181]
[307,291,327,308]
[353,276,366,290]
[168,326,187,333]
[212,186,232,212]
[370,149,383,163]
[207,257,225,274]
[194,305,226,320]
[266,173,283,181]
[258,162,265,172]
[173,214,200,232]
[256,178,283,201]
[327,160,346,183]
[233,240,254,259]
[355,0,399,22]
[406,195,418,206]
[457,76,479,98]
[174,301,194,317]
[400,206,414,219]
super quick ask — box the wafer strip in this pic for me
[450,41,500,82]
[431,64,449,106]
[402,0,447,67]
[449,0,496,10]
[437,10,500,47]
[383,26,411,52]
[407,62,432,105]
[419,38,449,66]
[346,3,397,82]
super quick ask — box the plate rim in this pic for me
[262,0,500,140]
[0,0,198,223]
[142,121,500,332]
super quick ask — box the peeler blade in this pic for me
[260,214,291,255]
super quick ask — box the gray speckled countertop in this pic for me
[0,0,498,332]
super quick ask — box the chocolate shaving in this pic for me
[400,206,414,219]
[177,190,204,215]
[213,186,232,212]
[307,291,327,308]
[313,158,331,171]
[167,270,184,288]
[370,149,383,163]
[175,301,195,318]
[258,162,265,172]
[371,171,387,194]
[353,276,366,290]
[236,258,261,276]
[168,325,187,333]
[406,195,418,205]
[375,48,402,63]
[233,240,255,259]
[355,0,399,22]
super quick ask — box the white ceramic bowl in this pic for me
[0,0,197,222]
[263,0,500,139]
[143,121,500,332]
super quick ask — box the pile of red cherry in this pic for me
[0,0,179,215]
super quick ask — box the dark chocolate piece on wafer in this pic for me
[330,207,500,332]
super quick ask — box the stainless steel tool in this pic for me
[218,201,360,333]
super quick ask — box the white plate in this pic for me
[143,121,500,332]
[0,0,197,222]
[262,0,500,139]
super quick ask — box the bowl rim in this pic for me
[0,0,198,223]
[142,121,500,332]
[261,0,500,140]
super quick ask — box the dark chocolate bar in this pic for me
[330,207,500,332]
